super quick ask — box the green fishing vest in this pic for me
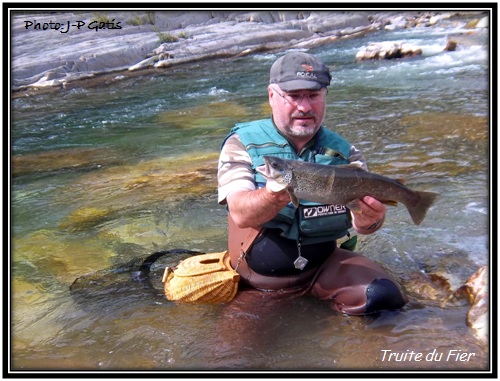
[223,118,354,245]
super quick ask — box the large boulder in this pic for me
[355,41,422,61]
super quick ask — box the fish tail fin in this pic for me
[407,191,439,225]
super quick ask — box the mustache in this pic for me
[292,111,316,118]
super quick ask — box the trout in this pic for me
[256,156,439,225]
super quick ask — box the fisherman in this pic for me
[218,52,408,315]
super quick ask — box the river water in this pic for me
[10,16,490,375]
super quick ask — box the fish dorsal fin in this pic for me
[395,178,406,185]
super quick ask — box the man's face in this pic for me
[268,85,327,142]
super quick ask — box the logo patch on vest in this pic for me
[302,204,348,219]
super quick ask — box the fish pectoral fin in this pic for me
[347,198,398,211]
[346,200,363,213]
[381,199,399,207]
[288,190,300,208]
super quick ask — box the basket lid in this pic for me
[173,251,231,277]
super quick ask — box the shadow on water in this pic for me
[69,249,203,309]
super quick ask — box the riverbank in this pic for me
[10,10,486,95]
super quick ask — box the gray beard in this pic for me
[288,123,317,138]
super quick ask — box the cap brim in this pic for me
[277,79,324,92]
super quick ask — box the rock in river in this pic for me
[356,41,422,61]
[454,266,489,343]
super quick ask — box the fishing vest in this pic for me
[223,118,354,245]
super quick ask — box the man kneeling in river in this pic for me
[218,52,408,315]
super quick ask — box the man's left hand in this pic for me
[351,196,386,234]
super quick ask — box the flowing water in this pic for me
[10,17,490,374]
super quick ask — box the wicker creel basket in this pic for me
[162,251,240,303]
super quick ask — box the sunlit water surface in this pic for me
[10,18,490,373]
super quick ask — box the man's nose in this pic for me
[296,96,313,111]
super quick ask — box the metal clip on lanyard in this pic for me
[293,236,308,270]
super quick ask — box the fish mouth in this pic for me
[256,163,269,177]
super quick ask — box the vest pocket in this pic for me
[299,203,351,240]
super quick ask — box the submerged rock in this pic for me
[55,152,219,224]
[59,207,116,231]
[12,146,124,177]
[12,229,118,283]
[156,101,250,129]
[404,271,455,305]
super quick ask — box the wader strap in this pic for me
[227,213,263,270]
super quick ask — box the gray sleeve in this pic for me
[349,145,369,171]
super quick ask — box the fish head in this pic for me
[256,156,293,183]
[256,156,293,193]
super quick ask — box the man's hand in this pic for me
[351,196,386,234]
[226,187,291,229]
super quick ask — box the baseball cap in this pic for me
[269,52,332,92]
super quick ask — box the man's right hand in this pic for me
[226,187,291,229]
